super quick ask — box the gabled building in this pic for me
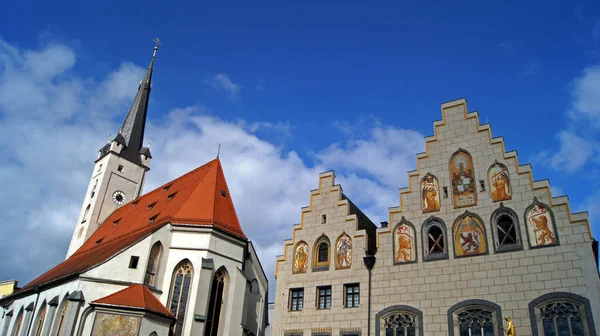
[273,98,600,336]
[0,42,268,336]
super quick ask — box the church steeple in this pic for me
[113,38,160,165]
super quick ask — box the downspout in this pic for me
[363,251,376,336]
[25,285,40,336]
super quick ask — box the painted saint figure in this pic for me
[336,234,352,269]
[489,162,512,201]
[293,242,309,273]
[421,174,440,212]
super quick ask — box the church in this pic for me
[273,99,600,336]
[0,43,269,336]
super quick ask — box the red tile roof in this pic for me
[19,158,245,292]
[92,284,174,318]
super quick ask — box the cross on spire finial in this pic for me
[152,37,162,57]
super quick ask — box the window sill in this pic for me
[313,266,329,272]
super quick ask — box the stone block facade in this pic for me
[274,98,600,336]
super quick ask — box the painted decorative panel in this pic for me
[488,161,512,202]
[91,313,141,336]
[292,241,309,274]
[394,220,417,264]
[335,233,352,269]
[421,174,440,213]
[526,199,558,248]
[449,149,477,208]
[453,213,487,257]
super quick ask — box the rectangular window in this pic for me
[117,164,124,172]
[318,286,332,310]
[289,288,304,311]
[321,214,327,224]
[479,180,486,191]
[129,256,139,269]
[345,283,360,308]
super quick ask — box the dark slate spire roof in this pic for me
[112,45,157,165]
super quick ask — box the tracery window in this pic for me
[144,242,163,287]
[490,204,522,253]
[422,218,448,261]
[384,312,417,336]
[529,293,594,336]
[34,303,47,336]
[205,268,227,336]
[448,300,502,336]
[169,260,193,336]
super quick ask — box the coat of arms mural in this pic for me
[450,149,477,208]
[394,220,416,263]
[454,213,487,257]
[526,199,557,248]
[91,313,141,336]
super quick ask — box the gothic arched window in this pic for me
[529,292,595,336]
[422,217,448,261]
[144,242,163,287]
[11,309,23,336]
[168,260,193,336]
[204,268,228,336]
[313,235,330,270]
[375,305,423,336]
[490,204,522,253]
[447,300,503,336]
[33,302,47,336]
[55,297,70,336]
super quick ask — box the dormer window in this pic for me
[112,218,121,227]
[95,238,104,246]
[149,214,159,224]
[132,200,139,208]
[163,185,171,193]
[168,192,177,202]
[148,202,156,211]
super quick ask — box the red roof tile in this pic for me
[92,284,174,318]
[19,158,245,292]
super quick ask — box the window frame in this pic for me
[421,216,448,261]
[313,235,331,271]
[490,203,522,253]
[528,292,597,336]
[344,283,360,308]
[168,260,194,336]
[375,305,423,336]
[447,299,503,336]
[317,286,332,310]
[144,242,163,287]
[289,288,304,312]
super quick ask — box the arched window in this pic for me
[447,300,502,336]
[490,203,522,253]
[422,217,448,261]
[168,260,193,336]
[81,204,91,223]
[205,268,227,336]
[529,292,596,336]
[313,235,330,270]
[144,242,163,287]
[375,305,423,336]
[33,302,47,336]
[11,309,23,336]
[55,297,70,336]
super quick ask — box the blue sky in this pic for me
[1,0,599,299]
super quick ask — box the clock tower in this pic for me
[65,41,159,259]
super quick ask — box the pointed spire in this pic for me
[115,39,160,165]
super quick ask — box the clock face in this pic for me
[112,190,126,205]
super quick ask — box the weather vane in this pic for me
[153,37,162,57]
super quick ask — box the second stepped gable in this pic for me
[276,171,377,278]
[382,98,592,263]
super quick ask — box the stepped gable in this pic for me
[92,284,173,318]
[18,157,245,292]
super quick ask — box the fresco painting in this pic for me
[91,313,141,336]
[292,241,309,274]
[454,215,486,257]
[421,174,440,213]
[527,203,557,247]
[335,233,352,269]
[394,222,416,263]
[450,150,477,208]
[489,162,512,201]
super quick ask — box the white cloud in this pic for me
[208,73,242,100]
[0,38,425,302]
